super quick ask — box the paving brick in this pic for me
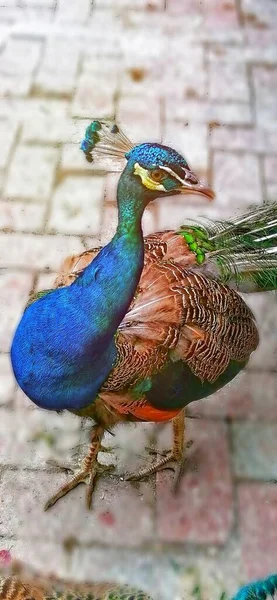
[209,61,250,102]
[35,38,80,96]
[0,271,33,352]
[203,0,239,30]
[71,74,116,119]
[166,0,203,16]
[238,483,277,579]
[120,28,165,68]
[156,420,233,544]
[84,12,123,59]
[264,156,277,184]
[117,95,161,142]
[104,173,120,204]
[245,293,277,370]
[81,55,120,79]
[0,407,82,468]
[14,387,38,411]
[0,201,45,233]
[21,116,72,145]
[21,113,89,147]
[100,204,118,245]
[1,98,69,124]
[7,6,54,25]
[4,146,58,203]
[165,41,207,99]
[209,40,277,65]
[21,0,55,6]
[0,173,4,194]
[165,98,252,126]
[253,67,277,129]
[212,152,261,208]
[47,176,104,236]
[96,0,164,7]
[241,0,277,29]
[210,126,277,153]
[0,468,154,547]
[0,539,68,580]
[232,422,277,480]
[0,233,85,270]
[36,271,58,292]
[120,66,163,99]
[0,354,15,406]
[97,421,158,478]
[61,143,93,172]
[0,120,18,169]
[187,371,277,421]
[156,200,222,232]
[0,37,41,96]
[163,122,208,173]
[142,206,158,235]
[266,183,277,202]
[55,0,91,23]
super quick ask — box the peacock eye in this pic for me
[150,168,165,182]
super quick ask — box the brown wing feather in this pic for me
[51,231,259,397]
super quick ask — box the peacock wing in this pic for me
[100,266,259,419]
[53,248,101,288]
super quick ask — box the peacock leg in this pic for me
[44,424,115,511]
[126,410,189,488]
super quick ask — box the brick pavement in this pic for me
[0,1,277,599]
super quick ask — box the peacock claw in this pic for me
[86,462,115,510]
[145,446,169,457]
[44,460,115,512]
[126,440,193,484]
[99,444,117,453]
[145,440,193,458]
[45,458,76,473]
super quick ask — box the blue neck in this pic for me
[11,167,146,411]
[74,167,145,325]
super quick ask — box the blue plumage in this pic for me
[126,142,189,169]
[233,575,277,599]
[11,198,144,410]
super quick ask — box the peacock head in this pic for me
[80,120,215,204]
[124,142,214,202]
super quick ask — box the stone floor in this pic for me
[0,0,277,599]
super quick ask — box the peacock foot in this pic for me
[126,440,193,492]
[44,424,115,511]
[44,460,115,511]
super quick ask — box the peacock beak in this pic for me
[178,168,215,200]
[160,164,215,200]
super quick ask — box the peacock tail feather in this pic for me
[233,574,277,599]
[0,561,153,600]
[178,202,277,292]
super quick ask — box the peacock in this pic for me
[1,561,277,600]
[10,121,277,511]
[0,560,152,600]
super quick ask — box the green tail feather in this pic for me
[179,203,277,293]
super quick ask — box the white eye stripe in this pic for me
[158,165,188,185]
[158,164,199,187]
